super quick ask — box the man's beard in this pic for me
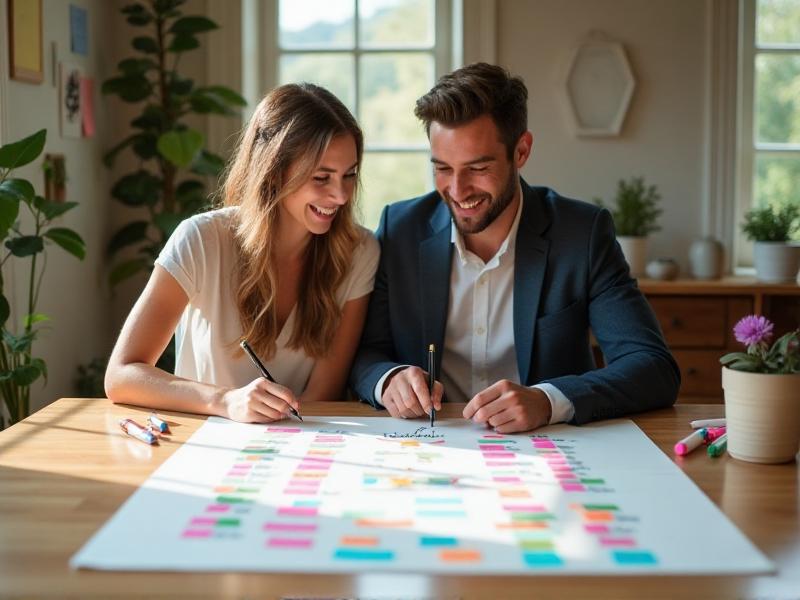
[445,169,518,235]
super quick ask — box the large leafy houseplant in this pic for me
[103,0,245,288]
[0,130,86,429]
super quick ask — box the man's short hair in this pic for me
[414,62,528,159]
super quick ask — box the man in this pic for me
[350,63,679,433]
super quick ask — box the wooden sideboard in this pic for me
[637,277,800,402]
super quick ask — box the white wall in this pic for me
[497,0,708,271]
[0,0,114,412]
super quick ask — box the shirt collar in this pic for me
[450,192,524,267]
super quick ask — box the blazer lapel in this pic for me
[514,183,551,384]
[419,202,452,371]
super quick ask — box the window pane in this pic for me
[360,53,433,146]
[279,0,354,49]
[279,54,355,113]
[359,0,435,48]
[358,152,432,229]
[754,154,800,215]
[755,54,800,144]
[757,0,800,45]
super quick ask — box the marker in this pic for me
[428,343,436,428]
[148,413,170,433]
[240,339,303,421]
[674,428,706,456]
[707,433,728,458]
[703,426,726,443]
[120,418,158,445]
[690,418,726,429]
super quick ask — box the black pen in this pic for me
[428,343,436,427]
[240,339,303,421]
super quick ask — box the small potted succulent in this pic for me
[741,203,800,283]
[720,315,800,464]
[595,176,662,277]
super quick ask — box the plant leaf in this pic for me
[132,36,159,54]
[23,313,50,328]
[168,33,199,52]
[109,258,151,288]
[5,235,44,257]
[30,357,47,384]
[157,129,204,167]
[154,212,185,239]
[168,16,218,35]
[0,294,9,327]
[0,129,47,170]
[201,85,247,107]
[34,198,78,221]
[0,178,35,203]
[0,187,22,240]
[107,221,150,256]
[3,330,36,353]
[190,149,225,176]
[44,228,87,260]
[102,75,152,102]
[111,170,161,206]
[103,134,139,168]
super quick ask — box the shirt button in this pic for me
[478,276,486,286]
[476,326,485,335]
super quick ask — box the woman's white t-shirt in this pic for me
[155,206,380,395]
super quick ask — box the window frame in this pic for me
[736,0,800,267]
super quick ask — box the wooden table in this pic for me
[1,399,797,599]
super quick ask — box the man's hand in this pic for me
[463,380,552,433]
[381,366,443,419]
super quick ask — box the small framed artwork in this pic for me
[8,0,44,84]
[59,63,83,138]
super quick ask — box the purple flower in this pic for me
[733,315,774,347]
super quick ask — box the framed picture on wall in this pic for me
[8,0,44,84]
[59,63,83,138]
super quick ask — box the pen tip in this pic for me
[429,343,435,351]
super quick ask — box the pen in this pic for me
[703,426,726,443]
[674,428,706,456]
[428,343,436,427]
[690,418,726,429]
[240,339,303,421]
[707,433,728,458]
[120,418,158,445]
[148,412,170,433]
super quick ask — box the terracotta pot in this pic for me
[722,367,800,464]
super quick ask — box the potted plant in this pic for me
[595,176,662,277]
[741,204,800,283]
[720,315,800,464]
[0,130,86,429]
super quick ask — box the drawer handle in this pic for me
[686,367,698,376]
[670,317,683,329]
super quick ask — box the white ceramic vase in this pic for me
[617,236,647,277]
[689,237,724,279]
[753,242,800,283]
[722,367,800,464]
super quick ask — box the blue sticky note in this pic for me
[70,5,88,56]
[523,552,564,567]
[334,549,394,561]
[420,536,458,547]
[612,550,657,565]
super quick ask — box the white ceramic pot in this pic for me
[617,236,647,277]
[722,367,800,464]
[753,242,800,283]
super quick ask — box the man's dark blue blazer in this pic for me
[350,179,680,425]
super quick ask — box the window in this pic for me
[275,0,451,229]
[738,0,800,262]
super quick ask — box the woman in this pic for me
[105,83,379,423]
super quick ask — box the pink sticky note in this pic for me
[267,537,313,548]
[584,524,609,534]
[182,529,212,538]
[80,77,95,137]
[264,522,318,532]
[277,506,318,517]
[561,483,586,492]
[206,504,231,512]
[600,537,636,547]
[190,517,217,526]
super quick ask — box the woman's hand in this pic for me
[222,378,300,423]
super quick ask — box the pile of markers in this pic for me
[119,413,170,445]
[674,418,727,458]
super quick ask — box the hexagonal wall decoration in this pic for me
[562,39,635,137]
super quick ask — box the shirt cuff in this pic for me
[532,383,574,424]
[373,365,411,406]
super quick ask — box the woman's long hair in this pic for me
[223,83,363,359]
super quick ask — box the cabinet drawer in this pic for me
[672,350,724,399]
[647,297,727,348]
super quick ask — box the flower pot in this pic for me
[722,367,800,464]
[689,236,724,279]
[617,236,647,277]
[753,242,800,283]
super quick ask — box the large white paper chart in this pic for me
[71,416,773,574]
